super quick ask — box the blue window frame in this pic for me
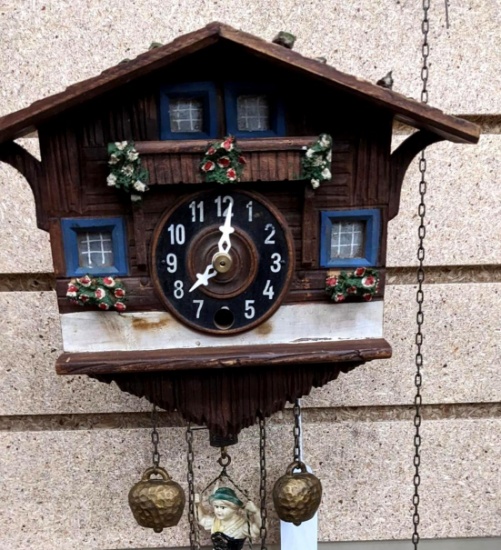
[159,82,218,140]
[224,83,285,138]
[320,209,381,268]
[61,218,128,277]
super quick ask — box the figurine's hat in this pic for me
[209,487,243,507]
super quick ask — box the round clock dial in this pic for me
[151,189,294,335]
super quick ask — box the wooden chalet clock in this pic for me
[0,22,480,438]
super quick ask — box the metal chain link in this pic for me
[150,404,161,470]
[413,1,430,547]
[186,424,200,550]
[258,416,268,550]
[293,399,302,463]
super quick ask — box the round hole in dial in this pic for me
[213,307,235,330]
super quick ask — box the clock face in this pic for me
[151,189,294,335]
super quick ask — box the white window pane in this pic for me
[77,231,114,268]
[330,220,365,259]
[169,98,203,133]
[237,95,270,131]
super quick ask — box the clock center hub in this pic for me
[212,251,233,274]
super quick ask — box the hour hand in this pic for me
[188,264,217,292]
[217,202,235,254]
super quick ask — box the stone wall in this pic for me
[1,2,500,549]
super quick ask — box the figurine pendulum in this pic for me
[197,487,261,550]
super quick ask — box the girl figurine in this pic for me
[196,487,261,550]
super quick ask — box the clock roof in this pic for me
[0,21,479,145]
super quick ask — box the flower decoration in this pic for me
[325,267,380,303]
[200,136,246,184]
[301,133,333,189]
[107,141,149,202]
[66,275,127,311]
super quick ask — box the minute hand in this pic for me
[217,202,235,254]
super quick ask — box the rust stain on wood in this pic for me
[131,316,171,331]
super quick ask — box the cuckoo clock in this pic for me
[0,23,480,439]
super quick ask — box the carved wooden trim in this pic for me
[301,185,316,267]
[56,338,391,375]
[92,361,364,436]
[0,141,47,230]
[131,204,147,267]
[135,137,317,154]
[388,131,444,220]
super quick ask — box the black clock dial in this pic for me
[151,189,294,335]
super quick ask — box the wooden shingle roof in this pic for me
[0,22,480,144]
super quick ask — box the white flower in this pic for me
[127,150,139,161]
[66,291,77,298]
[108,154,119,165]
[321,168,331,180]
[306,149,314,158]
[133,180,147,192]
[302,145,307,150]
[131,194,142,202]
[107,174,117,187]
[115,141,128,150]
[121,164,134,176]
[311,179,320,189]
[326,150,332,162]
[313,157,324,167]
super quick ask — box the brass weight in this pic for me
[129,466,186,532]
[272,461,322,526]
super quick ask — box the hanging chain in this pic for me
[413,1,430,548]
[259,416,268,550]
[293,399,302,463]
[186,424,200,550]
[150,404,161,470]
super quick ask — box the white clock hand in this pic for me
[217,202,235,254]
[188,264,217,293]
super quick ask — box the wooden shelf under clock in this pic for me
[56,338,391,375]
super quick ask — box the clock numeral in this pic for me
[246,201,253,222]
[189,200,204,222]
[167,223,186,245]
[193,300,204,319]
[173,280,184,299]
[215,195,234,217]
[263,280,274,300]
[165,253,177,273]
[264,224,276,244]
[244,300,256,319]
[270,252,282,273]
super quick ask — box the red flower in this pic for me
[102,277,115,287]
[363,293,373,302]
[238,155,246,165]
[95,288,106,300]
[114,288,125,298]
[226,168,237,181]
[333,293,345,302]
[362,275,376,288]
[207,146,216,156]
[67,284,78,293]
[222,138,234,151]
[98,302,110,310]
[202,161,215,172]
[114,301,126,312]
[347,285,358,294]
[326,276,338,287]
[354,267,366,277]
[217,156,231,168]
[78,275,92,287]
[80,295,89,303]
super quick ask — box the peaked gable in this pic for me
[0,22,479,145]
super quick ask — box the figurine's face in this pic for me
[213,501,236,520]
